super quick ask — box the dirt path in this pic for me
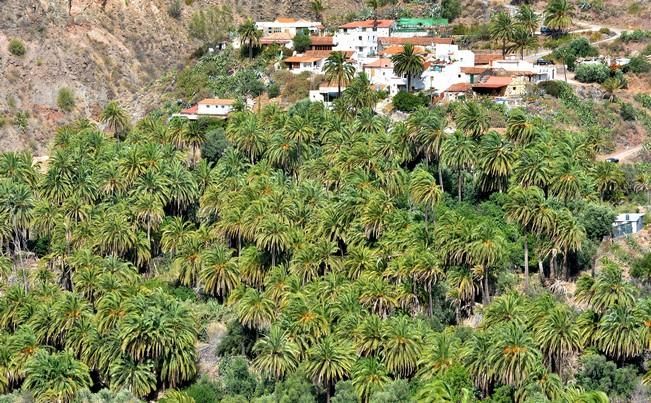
[598,145,644,162]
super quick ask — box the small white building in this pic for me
[174,98,236,120]
[309,82,347,107]
[334,20,395,59]
[256,18,323,37]
[284,55,326,74]
[613,213,645,238]
[491,59,556,82]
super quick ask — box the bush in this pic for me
[537,80,572,97]
[626,56,650,74]
[620,102,636,121]
[392,91,428,112]
[184,377,223,403]
[576,354,638,400]
[168,0,182,19]
[574,63,610,83]
[57,88,76,112]
[293,32,312,53]
[636,93,651,109]
[8,39,26,56]
[14,111,29,130]
[631,252,651,284]
[441,0,461,21]
[201,127,228,164]
[266,83,280,99]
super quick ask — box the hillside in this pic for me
[0,0,360,154]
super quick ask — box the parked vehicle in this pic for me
[536,58,552,65]
[606,157,620,163]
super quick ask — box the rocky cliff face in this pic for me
[0,0,358,154]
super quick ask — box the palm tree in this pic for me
[463,331,493,395]
[509,27,537,60]
[505,109,537,145]
[324,52,355,97]
[553,210,585,280]
[601,77,624,102]
[238,18,262,59]
[391,44,425,93]
[489,12,515,58]
[366,0,385,25]
[252,326,300,380]
[200,245,239,298]
[409,168,442,230]
[488,322,542,387]
[504,186,554,290]
[311,0,326,21]
[596,305,645,361]
[544,0,574,34]
[477,132,514,193]
[303,336,356,403]
[455,101,489,139]
[381,316,422,377]
[440,131,475,202]
[593,161,624,200]
[351,358,390,402]
[516,5,540,35]
[23,350,91,403]
[534,304,581,376]
[235,287,275,331]
[101,101,130,140]
[109,357,157,398]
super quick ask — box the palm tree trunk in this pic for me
[562,252,568,281]
[563,65,567,82]
[458,169,463,202]
[524,236,529,291]
[249,43,253,59]
[538,259,545,281]
[437,159,444,193]
[407,75,412,93]
[326,383,331,403]
[483,270,490,304]
[272,248,276,267]
[428,282,433,318]
[337,78,342,98]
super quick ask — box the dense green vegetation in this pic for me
[1,76,651,401]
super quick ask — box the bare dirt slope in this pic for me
[0,0,359,154]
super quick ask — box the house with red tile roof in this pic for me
[174,98,236,120]
[256,18,323,38]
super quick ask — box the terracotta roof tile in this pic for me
[475,53,502,65]
[363,58,393,68]
[472,76,512,89]
[445,83,472,92]
[340,19,395,29]
[310,36,334,46]
[284,56,324,63]
[461,66,489,74]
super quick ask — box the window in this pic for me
[359,36,362,41]
[512,87,516,91]
[458,74,461,78]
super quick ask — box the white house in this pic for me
[284,55,326,74]
[613,213,645,238]
[256,18,323,37]
[309,82,347,107]
[491,58,556,82]
[174,98,236,120]
[334,20,395,59]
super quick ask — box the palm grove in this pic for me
[1,56,651,403]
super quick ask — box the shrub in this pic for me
[537,80,572,97]
[620,102,636,121]
[599,27,611,35]
[293,32,311,53]
[636,93,651,109]
[0,115,5,128]
[266,83,280,99]
[8,39,26,56]
[14,111,29,130]
[201,127,228,164]
[184,377,223,403]
[57,88,76,112]
[441,0,461,21]
[576,354,638,400]
[392,91,428,112]
[626,56,650,74]
[168,0,182,19]
[574,63,610,83]
[631,252,651,284]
